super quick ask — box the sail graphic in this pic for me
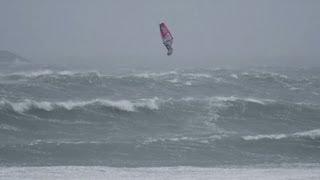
[159,22,173,56]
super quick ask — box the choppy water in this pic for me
[0,67,320,166]
[1,166,320,180]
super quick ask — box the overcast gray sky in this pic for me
[0,0,319,68]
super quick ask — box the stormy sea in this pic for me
[1,63,320,179]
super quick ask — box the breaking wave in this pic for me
[1,67,320,167]
[0,97,160,113]
[0,70,213,79]
[1,95,318,116]
[242,129,320,140]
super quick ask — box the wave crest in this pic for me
[242,129,320,141]
[0,97,160,113]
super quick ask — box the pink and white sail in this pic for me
[159,22,173,56]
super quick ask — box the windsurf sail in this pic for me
[159,22,173,56]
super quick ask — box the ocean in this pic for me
[0,66,319,179]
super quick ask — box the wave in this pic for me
[128,71,213,82]
[1,70,213,80]
[0,97,160,113]
[0,70,105,79]
[2,69,316,94]
[209,96,275,105]
[28,139,108,146]
[0,124,20,131]
[238,71,318,89]
[25,128,320,147]
[242,129,320,141]
[26,134,229,147]
[143,129,320,145]
[230,74,239,79]
[241,71,289,80]
[9,69,54,77]
[242,134,287,140]
[1,68,316,82]
[182,73,212,79]
[142,134,229,145]
[2,166,320,180]
[133,71,178,78]
[293,129,320,139]
[1,95,317,115]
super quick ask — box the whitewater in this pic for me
[1,67,320,179]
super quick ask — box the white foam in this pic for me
[0,124,19,131]
[293,129,320,139]
[243,98,271,105]
[46,118,92,125]
[143,133,230,145]
[100,100,136,111]
[167,78,179,83]
[135,97,160,110]
[230,74,239,79]
[0,96,278,114]
[57,99,136,112]
[56,70,105,78]
[240,71,288,80]
[5,70,214,82]
[289,87,300,91]
[182,73,212,79]
[2,70,109,79]
[211,96,238,102]
[10,100,54,112]
[269,72,288,79]
[28,139,107,146]
[0,97,161,113]
[10,70,54,77]
[57,71,78,76]
[1,166,319,180]
[133,71,212,80]
[143,136,217,145]
[211,96,273,105]
[243,134,287,140]
[243,129,320,141]
[134,71,178,78]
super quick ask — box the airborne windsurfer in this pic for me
[159,22,173,56]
